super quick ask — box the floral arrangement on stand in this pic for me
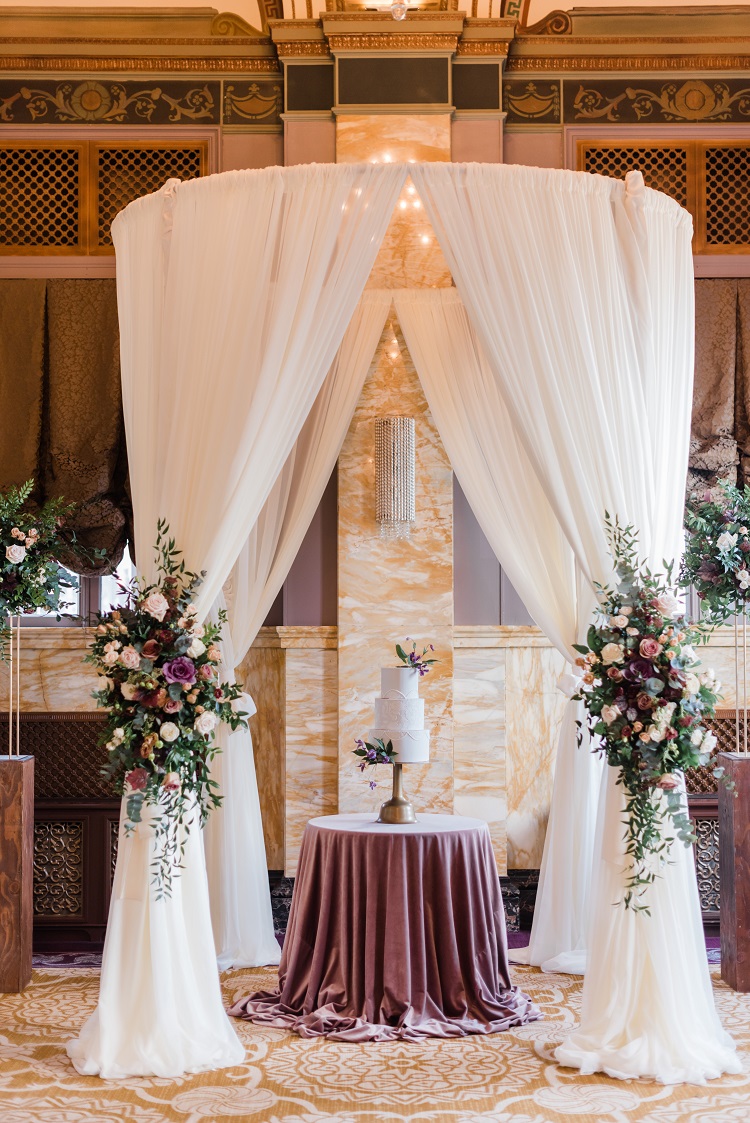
[573,518,724,911]
[682,481,750,622]
[88,520,250,894]
[0,480,76,657]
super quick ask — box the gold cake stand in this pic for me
[376,763,416,825]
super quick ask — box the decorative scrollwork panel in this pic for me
[33,820,84,917]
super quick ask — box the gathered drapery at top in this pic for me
[408,162,737,1082]
[71,163,410,1076]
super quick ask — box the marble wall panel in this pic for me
[0,628,98,713]
[453,646,506,872]
[284,647,338,876]
[238,640,285,871]
[337,320,454,816]
[505,644,567,869]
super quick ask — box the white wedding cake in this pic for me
[369,666,430,764]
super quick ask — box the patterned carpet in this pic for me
[0,964,748,1122]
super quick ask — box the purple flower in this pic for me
[369,779,377,790]
[622,658,653,682]
[162,656,196,685]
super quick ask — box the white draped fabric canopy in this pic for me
[69,160,737,1084]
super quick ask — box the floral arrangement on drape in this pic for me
[682,482,750,620]
[88,523,250,893]
[573,520,722,911]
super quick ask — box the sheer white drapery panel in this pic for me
[408,164,737,1080]
[141,164,407,613]
[394,287,599,974]
[103,166,405,1056]
[67,800,244,1078]
[205,291,392,968]
[224,290,393,659]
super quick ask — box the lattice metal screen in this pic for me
[0,139,207,254]
[578,143,690,209]
[703,145,750,248]
[0,145,82,251]
[96,144,205,247]
[578,139,750,253]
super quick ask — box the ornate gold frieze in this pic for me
[0,57,281,74]
[275,42,331,57]
[224,81,283,125]
[456,42,510,57]
[0,80,219,124]
[211,12,264,37]
[566,78,750,124]
[503,79,560,123]
[507,55,750,73]
[328,33,458,51]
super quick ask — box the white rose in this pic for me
[5,543,26,564]
[601,704,620,725]
[194,710,218,736]
[121,682,139,700]
[186,637,206,659]
[610,615,628,629]
[680,645,697,664]
[683,672,700,696]
[160,722,180,742]
[738,570,750,591]
[190,624,205,639]
[601,643,625,666]
[626,627,639,636]
[653,701,676,728]
[702,730,718,754]
[186,604,199,617]
[142,591,169,621]
[648,724,665,743]
[717,531,738,553]
[112,727,125,744]
[653,593,683,619]
[691,728,704,746]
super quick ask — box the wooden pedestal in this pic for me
[0,756,34,992]
[719,752,750,991]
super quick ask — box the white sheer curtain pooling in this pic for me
[68,166,405,1077]
[409,162,738,1081]
[205,290,392,968]
[394,287,600,973]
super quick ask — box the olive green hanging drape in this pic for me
[0,278,131,573]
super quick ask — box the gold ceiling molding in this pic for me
[273,42,331,57]
[457,41,510,57]
[210,12,264,37]
[327,33,459,51]
[0,57,281,74]
[506,55,750,73]
[521,10,571,36]
[322,9,464,20]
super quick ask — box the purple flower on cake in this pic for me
[396,639,438,676]
[162,656,196,685]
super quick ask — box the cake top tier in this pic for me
[381,666,420,699]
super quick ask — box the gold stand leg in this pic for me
[376,763,416,825]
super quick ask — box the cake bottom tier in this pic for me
[369,729,430,764]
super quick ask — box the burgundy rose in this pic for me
[621,725,633,739]
[742,543,750,554]
[623,658,653,682]
[162,656,196,685]
[697,561,719,583]
[141,639,162,660]
[125,767,148,791]
[664,727,678,741]
[140,687,168,709]
[636,692,654,711]
[678,715,694,728]
[155,628,175,646]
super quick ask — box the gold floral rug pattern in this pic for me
[0,965,748,1122]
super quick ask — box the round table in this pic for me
[229,813,540,1041]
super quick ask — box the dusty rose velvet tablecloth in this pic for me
[229,813,541,1041]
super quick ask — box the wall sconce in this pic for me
[375,416,415,539]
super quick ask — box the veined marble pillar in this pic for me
[336,115,455,818]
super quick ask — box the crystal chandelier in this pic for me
[375,416,416,539]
